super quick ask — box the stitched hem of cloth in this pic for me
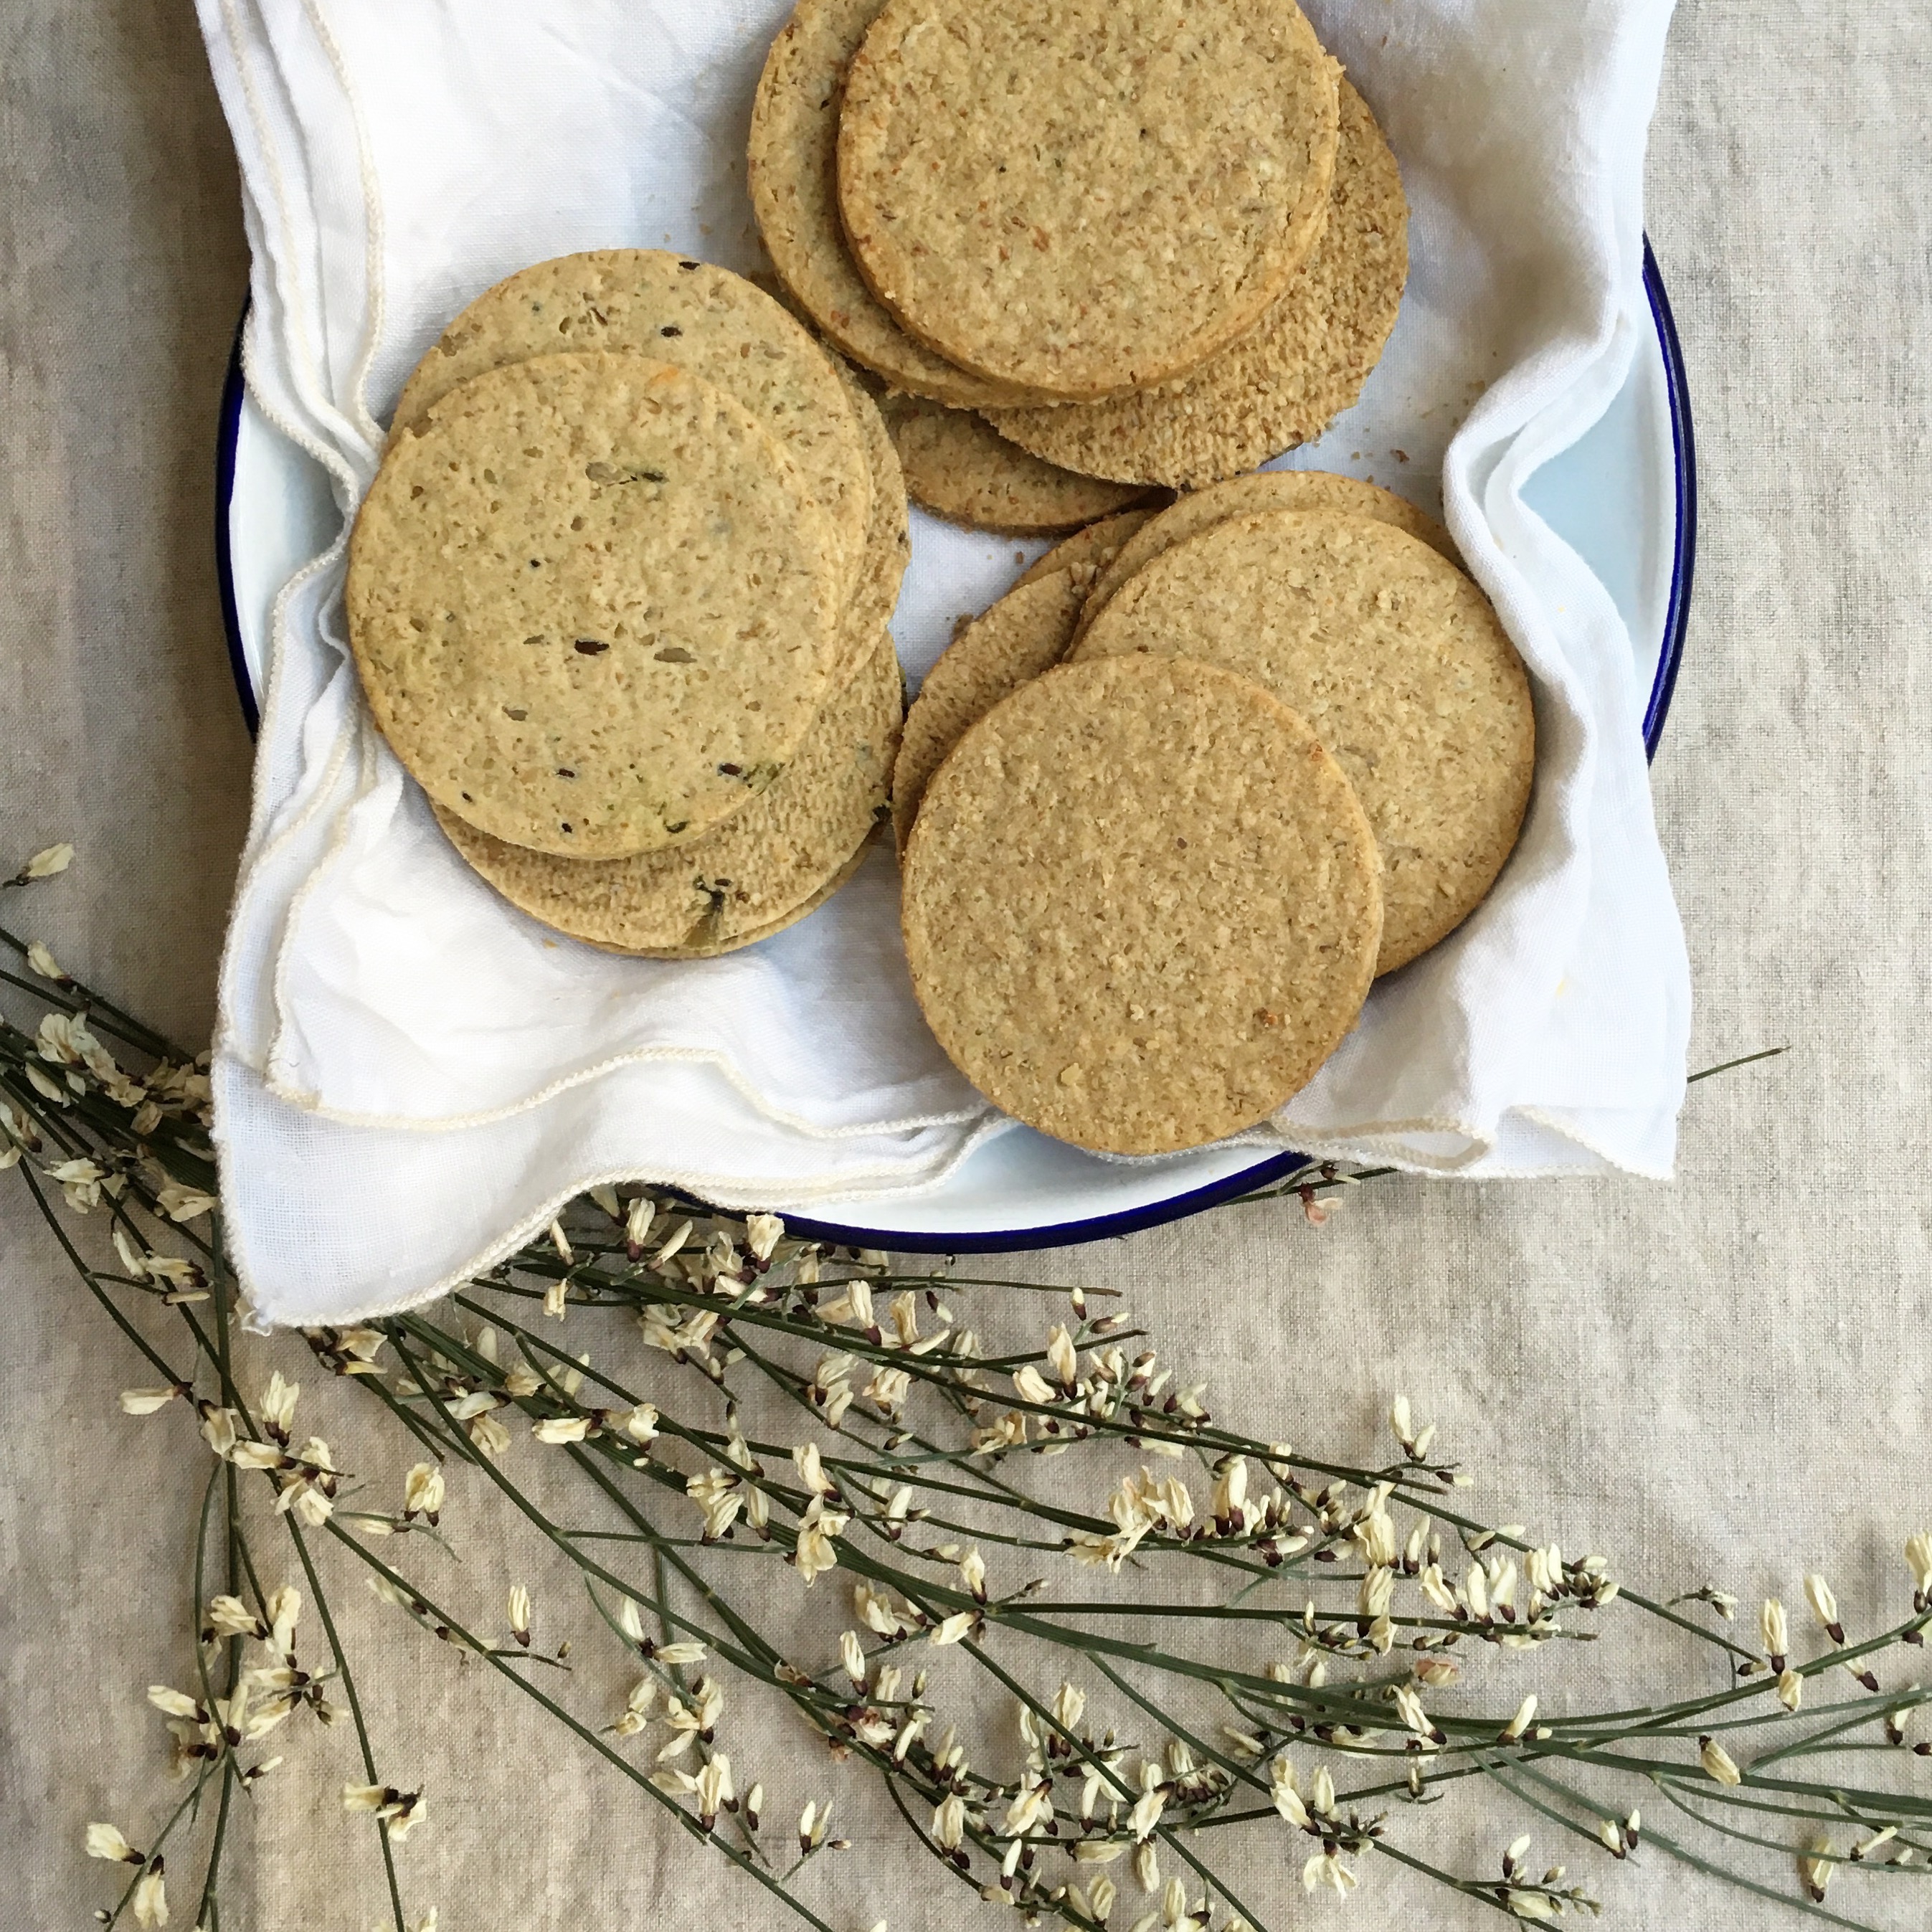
[232,1111,1011,1330]
[251,1034,990,1141]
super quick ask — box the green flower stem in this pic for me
[1361,1837,1519,1918]
[10,937,1917,1932]
[0,917,191,1061]
[406,1305,1657,1749]
[100,1763,219,1931]
[459,1264,1751,1669]
[191,1467,239,1931]
[962,1634,1276,1932]
[377,1334,751,1670]
[1637,1814,1884,1932]
[329,1529,843,1932]
[14,1162,187,1387]
[398,1313,1332,1932]
[1649,1779,1929,1877]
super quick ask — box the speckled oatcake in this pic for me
[749,0,1053,409]
[879,392,1160,533]
[348,352,837,860]
[901,654,1381,1155]
[749,273,914,668]
[390,251,873,611]
[638,833,880,959]
[1076,468,1458,641]
[984,79,1408,485]
[1012,507,1162,592]
[435,633,902,955]
[829,356,911,676]
[837,0,1339,399]
[1072,508,1534,974]
[891,569,1087,849]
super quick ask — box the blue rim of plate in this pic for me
[213,240,1696,1255]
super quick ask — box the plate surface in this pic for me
[216,243,1695,1253]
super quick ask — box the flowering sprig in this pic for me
[1,861,1913,1932]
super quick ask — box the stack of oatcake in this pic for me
[347,250,909,959]
[749,0,1409,531]
[344,0,1540,1157]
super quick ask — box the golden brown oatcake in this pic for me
[748,0,1054,408]
[891,569,1087,850]
[390,250,872,612]
[1071,508,1534,974]
[636,832,881,959]
[1012,507,1163,592]
[837,0,1339,399]
[747,272,914,666]
[901,655,1381,1155]
[879,392,1160,533]
[434,633,902,955]
[1075,468,1459,642]
[347,353,837,860]
[985,78,1408,484]
[828,356,911,675]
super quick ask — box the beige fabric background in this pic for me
[4,3,1929,1926]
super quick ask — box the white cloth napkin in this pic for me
[196,0,1690,1327]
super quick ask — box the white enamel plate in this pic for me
[216,245,1695,1253]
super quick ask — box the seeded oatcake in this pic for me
[347,352,837,859]
[641,838,884,966]
[1076,468,1459,642]
[748,0,1053,409]
[639,833,882,960]
[435,631,903,955]
[827,355,911,676]
[891,568,1088,849]
[985,78,1409,486]
[900,654,1382,1155]
[390,250,873,616]
[1073,508,1534,973]
[836,0,1340,399]
[876,391,1160,534]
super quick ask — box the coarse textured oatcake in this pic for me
[901,655,1381,1155]
[891,569,1087,849]
[877,391,1160,533]
[435,633,903,955]
[836,0,1340,400]
[828,356,911,676]
[748,0,1053,409]
[639,833,881,959]
[389,250,873,612]
[1012,506,1162,591]
[1076,468,1458,641]
[348,352,836,860]
[984,79,1408,485]
[1072,508,1534,974]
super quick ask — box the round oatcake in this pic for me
[1072,508,1534,973]
[749,0,1053,409]
[836,0,1340,400]
[349,352,837,860]
[1013,506,1163,592]
[891,569,1087,849]
[901,655,1381,1155]
[984,79,1408,485]
[878,392,1159,533]
[828,356,911,676]
[391,251,873,612]
[638,833,881,960]
[435,633,903,955]
[1076,468,1458,642]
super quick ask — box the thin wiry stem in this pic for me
[10,949,1918,1932]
